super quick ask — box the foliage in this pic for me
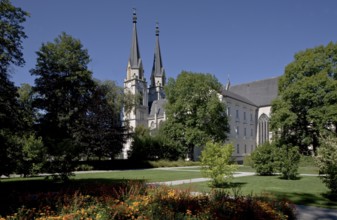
[0,181,296,220]
[162,71,230,160]
[315,135,337,198]
[0,0,29,176]
[81,80,127,159]
[271,42,337,153]
[275,145,301,180]
[128,126,180,160]
[243,155,254,167]
[299,155,316,167]
[251,142,277,176]
[149,159,200,168]
[200,141,238,187]
[16,134,46,177]
[31,32,96,178]
[0,0,29,74]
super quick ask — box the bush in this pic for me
[276,146,300,180]
[128,126,181,161]
[315,135,337,198]
[1,183,296,220]
[251,142,277,176]
[243,155,254,167]
[149,159,200,168]
[200,141,238,187]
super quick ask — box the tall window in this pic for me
[243,112,246,121]
[244,127,246,137]
[236,109,239,120]
[258,114,270,145]
[237,144,240,154]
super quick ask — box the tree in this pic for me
[200,141,237,187]
[0,0,29,176]
[0,0,28,74]
[162,71,230,160]
[31,33,95,177]
[81,80,127,159]
[271,42,337,153]
[315,135,337,199]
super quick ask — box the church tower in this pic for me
[122,9,148,158]
[148,22,166,110]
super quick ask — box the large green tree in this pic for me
[0,0,29,176]
[80,80,127,159]
[31,33,95,176]
[271,42,337,153]
[161,71,230,160]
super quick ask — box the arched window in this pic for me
[258,114,269,145]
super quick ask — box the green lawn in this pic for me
[174,175,337,209]
[1,165,334,209]
[73,169,204,182]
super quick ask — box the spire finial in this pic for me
[155,21,159,36]
[132,8,137,23]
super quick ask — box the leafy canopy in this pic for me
[0,0,29,176]
[161,71,229,159]
[271,42,337,153]
[31,33,96,176]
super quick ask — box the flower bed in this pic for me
[0,181,296,219]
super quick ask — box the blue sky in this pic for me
[10,0,337,87]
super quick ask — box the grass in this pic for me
[0,168,205,183]
[0,165,333,210]
[174,175,337,209]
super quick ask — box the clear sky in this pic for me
[10,0,337,87]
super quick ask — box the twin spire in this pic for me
[128,9,165,87]
[129,8,141,69]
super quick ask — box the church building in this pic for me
[122,11,278,162]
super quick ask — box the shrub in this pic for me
[74,164,94,171]
[315,135,337,198]
[299,155,316,167]
[251,142,277,176]
[276,145,300,180]
[200,141,238,187]
[243,155,254,167]
[128,126,180,161]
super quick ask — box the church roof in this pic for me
[229,76,280,107]
[149,99,166,117]
[129,9,142,69]
[151,23,165,87]
[221,88,257,107]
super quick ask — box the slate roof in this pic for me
[149,99,166,117]
[221,89,257,107]
[229,76,280,107]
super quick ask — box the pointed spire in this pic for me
[129,8,141,69]
[151,22,165,87]
[225,74,231,90]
